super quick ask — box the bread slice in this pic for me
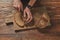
[14,11,24,27]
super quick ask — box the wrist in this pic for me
[26,5,32,9]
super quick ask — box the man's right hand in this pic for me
[13,0,23,11]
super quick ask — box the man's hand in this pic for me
[24,7,33,23]
[13,0,23,11]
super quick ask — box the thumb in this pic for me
[23,11,27,21]
[18,7,20,11]
[24,11,26,18]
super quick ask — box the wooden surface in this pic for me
[0,0,60,40]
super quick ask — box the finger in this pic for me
[13,6,17,9]
[27,13,33,23]
[26,12,30,22]
[13,5,18,9]
[13,6,19,11]
[24,11,26,18]
[13,5,16,8]
[27,16,32,23]
[18,7,20,11]
[18,5,21,11]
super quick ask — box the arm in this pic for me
[28,0,36,7]
[23,0,37,23]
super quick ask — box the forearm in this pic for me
[28,0,36,7]
[13,0,21,2]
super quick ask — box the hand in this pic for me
[23,7,33,23]
[13,0,23,11]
